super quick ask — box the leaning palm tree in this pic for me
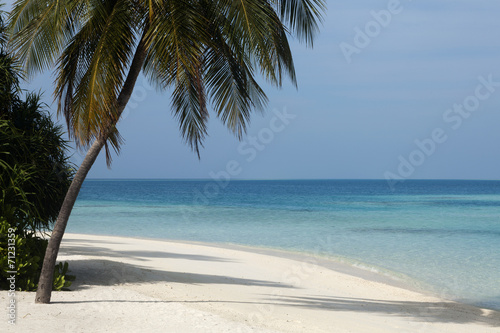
[8,0,325,303]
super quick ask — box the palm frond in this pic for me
[277,0,326,46]
[142,0,207,87]
[204,39,267,138]
[8,0,326,163]
[55,0,136,152]
[170,61,208,156]
[142,0,209,154]
[9,0,81,76]
[221,0,290,86]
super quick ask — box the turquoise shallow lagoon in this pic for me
[68,179,500,310]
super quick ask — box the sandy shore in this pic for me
[3,233,499,332]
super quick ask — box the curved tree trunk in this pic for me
[35,36,147,304]
[35,138,105,303]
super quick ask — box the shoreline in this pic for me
[4,232,500,332]
[61,232,466,306]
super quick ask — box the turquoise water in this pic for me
[68,179,500,310]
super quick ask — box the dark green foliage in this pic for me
[1,4,73,234]
[0,217,43,290]
[0,7,75,290]
[0,218,73,291]
[0,103,76,290]
[0,91,74,232]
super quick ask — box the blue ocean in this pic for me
[68,179,500,310]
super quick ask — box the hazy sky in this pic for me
[11,0,500,180]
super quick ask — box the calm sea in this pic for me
[68,179,500,310]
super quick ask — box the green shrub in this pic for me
[53,262,75,291]
[0,13,75,292]
[0,218,74,291]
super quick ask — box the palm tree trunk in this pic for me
[35,137,105,303]
[35,35,147,304]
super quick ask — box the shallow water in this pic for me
[68,179,500,310]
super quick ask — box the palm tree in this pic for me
[8,0,325,303]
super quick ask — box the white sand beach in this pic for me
[3,233,500,332]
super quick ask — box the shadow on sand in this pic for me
[262,295,500,328]
[61,243,235,263]
[58,240,500,329]
[65,258,293,290]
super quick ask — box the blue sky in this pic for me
[10,0,500,180]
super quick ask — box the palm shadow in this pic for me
[60,244,235,263]
[62,237,125,245]
[65,258,293,290]
[263,295,500,327]
[57,238,500,328]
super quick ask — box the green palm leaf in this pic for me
[9,0,326,159]
[55,0,136,153]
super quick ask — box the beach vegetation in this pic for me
[0,219,75,291]
[0,6,74,291]
[7,0,326,303]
